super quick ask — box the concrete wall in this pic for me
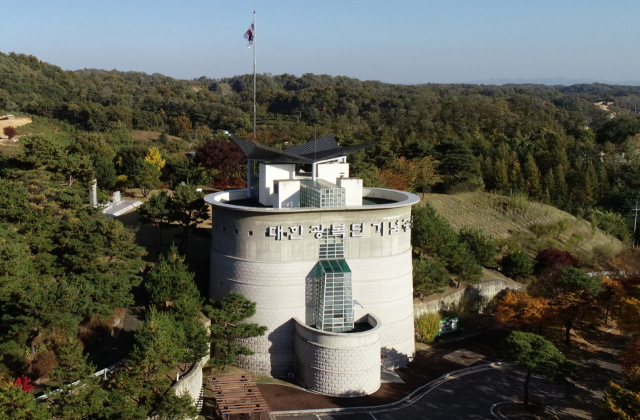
[293,315,381,396]
[169,318,211,417]
[259,164,295,207]
[337,178,363,207]
[274,180,301,208]
[316,162,349,184]
[171,360,204,409]
[413,279,526,317]
[208,198,416,378]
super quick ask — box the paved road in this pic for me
[91,306,144,370]
[272,365,583,420]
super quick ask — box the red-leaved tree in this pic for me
[534,248,580,276]
[196,139,245,179]
[12,375,35,392]
[3,126,17,140]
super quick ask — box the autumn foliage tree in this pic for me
[494,290,550,332]
[534,248,579,276]
[196,138,245,181]
[3,125,16,139]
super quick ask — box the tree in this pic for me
[91,154,117,191]
[51,336,94,384]
[129,159,162,198]
[205,292,267,368]
[196,139,246,180]
[436,137,476,183]
[493,290,550,332]
[145,246,209,364]
[138,191,171,256]
[413,156,443,197]
[601,382,640,420]
[522,154,542,199]
[534,267,601,346]
[458,227,498,267]
[55,153,94,187]
[504,331,569,408]
[169,184,209,253]
[47,376,109,420]
[413,256,450,298]
[500,249,534,280]
[534,248,579,276]
[0,376,50,420]
[603,275,640,335]
[170,115,192,138]
[112,307,189,419]
[3,126,16,140]
[144,147,166,170]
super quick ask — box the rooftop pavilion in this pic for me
[230,134,377,209]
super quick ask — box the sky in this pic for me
[3,0,640,85]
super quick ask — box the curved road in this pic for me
[272,365,584,420]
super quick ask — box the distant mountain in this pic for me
[468,77,640,86]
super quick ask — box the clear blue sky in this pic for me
[3,0,639,84]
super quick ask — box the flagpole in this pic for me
[253,11,256,143]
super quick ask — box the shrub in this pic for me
[501,249,534,280]
[416,313,441,343]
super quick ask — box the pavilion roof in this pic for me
[230,134,376,163]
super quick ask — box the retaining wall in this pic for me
[413,279,526,317]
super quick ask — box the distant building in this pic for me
[205,135,418,396]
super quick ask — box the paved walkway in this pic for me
[271,365,587,420]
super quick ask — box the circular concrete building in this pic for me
[205,135,419,396]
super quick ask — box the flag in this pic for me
[244,23,254,50]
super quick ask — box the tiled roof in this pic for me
[230,134,375,163]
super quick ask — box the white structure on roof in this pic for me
[205,135,419,397]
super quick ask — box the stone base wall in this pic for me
[293,316,381,397]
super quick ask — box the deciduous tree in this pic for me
[3,125,16,140]
[494,290,550,332]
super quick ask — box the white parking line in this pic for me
[369,413,378,420]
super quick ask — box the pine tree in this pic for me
[508,151,524,192]
[205,292,268,368]
[169,184,209,253]
[523,154,542,199]
[553,165,569,207]
[51,336,95,384]
[146,246,209,364]
[494,158,510,192]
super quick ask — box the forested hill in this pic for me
[3,51,640,241]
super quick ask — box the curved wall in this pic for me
[293,316,381,396]
[208,189,417,380]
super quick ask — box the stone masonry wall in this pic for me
[413,279,526,317]
[293,318,381,396]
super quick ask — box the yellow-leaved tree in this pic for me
[145,147,166,170]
